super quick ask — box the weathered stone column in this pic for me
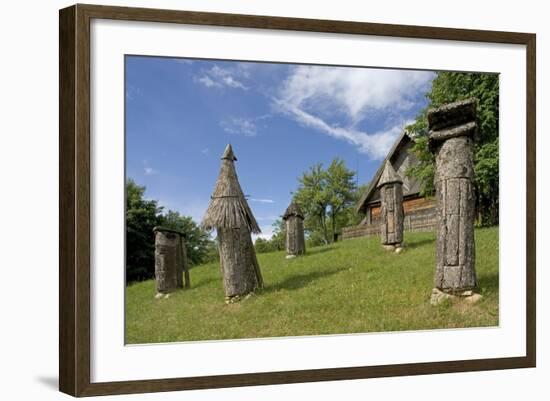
[428,99,480,303]
[377,161,404,252]
[153,227,188,296]
[283,202,306,258]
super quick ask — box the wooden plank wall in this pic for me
[342,197,437,240]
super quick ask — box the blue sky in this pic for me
[125,56,435,239]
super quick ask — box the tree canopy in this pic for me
[293,158,358,245]
[406,72,499,226]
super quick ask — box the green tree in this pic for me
[126,179,163,282]
[159,210,216,267]
[294,163,331,244]
[406,72,499,226]
[270,219,286,251]
[326,158,357,240]
[254,219,286,254]
[294,159,357,244]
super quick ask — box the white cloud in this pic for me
[125,84,141,101]
[221,117,258,137]
[195,65,248,90]
[250,198,275,204]
[157,198,208,224]
[256,215,280,221]
[201,148,210,155]
[143,160,159,176]
[275,66,434,159]
[276,100,411,159]
[144,167,158,176]
[175,58,193,65]
[197,75,217,88]
[253,225,275,241]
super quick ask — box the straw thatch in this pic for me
[202,144,261,234]
[202,144,264,301]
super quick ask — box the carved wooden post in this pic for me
[153,227,184,296]
[377,161,404,252]
[428,99,481,304]
[202,144,264,303]
[283,202,306,258]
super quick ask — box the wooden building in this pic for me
[342,132,437,240]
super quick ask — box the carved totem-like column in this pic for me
[428,99,478,297]
[378,161,404,251]
[153,227,189,296]
[283,202,306,258]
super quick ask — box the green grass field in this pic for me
[125,227,499,344]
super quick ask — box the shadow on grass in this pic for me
[305,246,335,255]
[404,237,435,249]
[478,271,499,294]
[262,267,347,293]
[192,277,218,289]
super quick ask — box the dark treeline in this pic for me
[126,179,217,283]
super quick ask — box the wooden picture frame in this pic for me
[59,3,536,397]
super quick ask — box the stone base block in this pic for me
[155,292,171,300]
[382,243,404,253]
[225,292,254,304]
[430,288,482,306]
[285,254,297,259]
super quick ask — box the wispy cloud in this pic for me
[157,198,209,224]
[195,65,248,90]
[174,58,194,65]
[252,225,275,241]
[275,66,434,159]
[201,148,210,155]
[143,160,158,176]
[125,84,141,101]
[249,198,275,204]
[256,215,280,221]
[221,117,258,137]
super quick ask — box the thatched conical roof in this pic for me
[377,161,402,188]
[202,144,261,233]
[282,202,304,220]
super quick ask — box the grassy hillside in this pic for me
[126,227,498,344]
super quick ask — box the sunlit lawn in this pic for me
[126,227,499,344]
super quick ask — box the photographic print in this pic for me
[124,56,499,344]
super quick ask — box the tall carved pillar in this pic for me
[153,227,185,296]
[283,202,306,258]
[377,161,404,252]
[428,99,480,303]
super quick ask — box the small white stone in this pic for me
[285,254,296,259]
[155,293,164,300]
[464,293,483,304]
[395,247,403,254]
[164,293,171,299]
[430,288,454,305]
